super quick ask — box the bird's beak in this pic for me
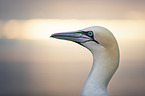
[50,30,92,44]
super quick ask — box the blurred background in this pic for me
[0,0,145,96]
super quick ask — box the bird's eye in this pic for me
[88,31,93,36]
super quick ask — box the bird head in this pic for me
[50,26,118,52]
[50,26,120,91]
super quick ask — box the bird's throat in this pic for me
[81,45,119,96]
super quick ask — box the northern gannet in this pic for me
[50,26,120,96]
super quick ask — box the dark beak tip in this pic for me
[50,34,53,37]
[50,33,56,38]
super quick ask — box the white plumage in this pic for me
[51,26,120,96]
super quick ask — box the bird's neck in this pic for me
[81,44,119,96]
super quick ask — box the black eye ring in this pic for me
[88,31,93,36]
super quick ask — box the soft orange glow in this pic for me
[1,19,145,40]
[22,19,83,39]
[3,20,20,39]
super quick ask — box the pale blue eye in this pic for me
[88,31,93,36]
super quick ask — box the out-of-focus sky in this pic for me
[0,0,145,96]
[0,0,145,40]
[0,0,145,19]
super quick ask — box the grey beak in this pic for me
[50,30,93,44]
